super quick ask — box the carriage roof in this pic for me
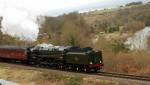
[0,46,27,50]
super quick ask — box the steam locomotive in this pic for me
[0,44,103,72]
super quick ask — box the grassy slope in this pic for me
[0,64,130,85]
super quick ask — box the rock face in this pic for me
[0,79,19,85]
[125,27,150,50]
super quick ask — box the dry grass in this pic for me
[0,65,135,85]
[104,50,150,76]
[93,34,150,76]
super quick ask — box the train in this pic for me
[0,44,103,72]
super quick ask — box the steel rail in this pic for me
[97,72,150,81]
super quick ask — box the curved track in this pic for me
[97,72,150,81]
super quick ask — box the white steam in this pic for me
[1,8,39,41]
[125,27,150,50]
[0,0,100,41]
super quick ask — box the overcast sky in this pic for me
[0,0,149,41]
[0,0,148,16]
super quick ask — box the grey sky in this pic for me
[47,0,147,16]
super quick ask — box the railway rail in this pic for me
[97,72,150,81]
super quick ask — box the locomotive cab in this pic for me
[88,51,103,71]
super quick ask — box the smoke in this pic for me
[0,0,101,41]
[125,27,150,50]
[1,8,40,41]
[0,0,44,41]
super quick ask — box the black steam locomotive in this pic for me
[0,44,104,72]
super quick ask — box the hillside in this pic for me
[39,3,150,44]
[38,3,150,75]
[84,4,150,33]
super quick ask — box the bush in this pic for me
[38,12,92,46]
[111,40,129,54]
[126,1,143,6]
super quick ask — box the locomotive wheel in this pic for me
[94,69,98,72]
[76,67,79,71]
[28,61,36,65]
[59,65,63,69]
[84,68,87,72]
[84,68,90,72]
[83,66,90,72]
[68,66,72,70]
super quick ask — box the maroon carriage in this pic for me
[0,46,28,61]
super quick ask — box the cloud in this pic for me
[0,0,102,41]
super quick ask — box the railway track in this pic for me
[97,72,150,81]
[0,61,150,83]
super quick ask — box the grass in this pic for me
[93,34,150,76]
[0,64,141,85]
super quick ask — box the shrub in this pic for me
[111,40,129,54]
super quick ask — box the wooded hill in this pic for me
[39,3,150,46]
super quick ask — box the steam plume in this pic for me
[0,0,101,41]
[1,8,40,41]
